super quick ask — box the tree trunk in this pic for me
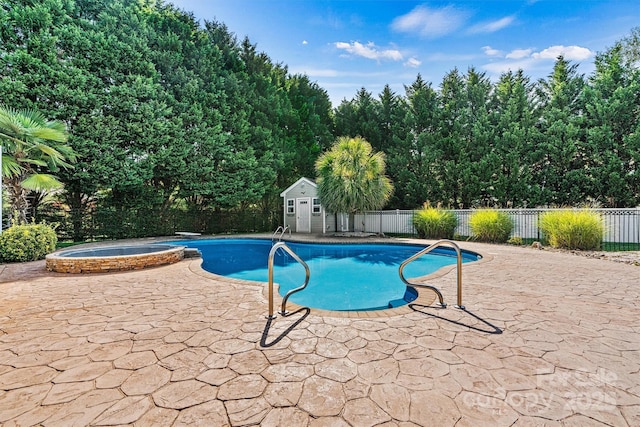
[4,176,29,224]
[68,191,86,242]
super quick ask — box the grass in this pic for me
[602,242,640,252]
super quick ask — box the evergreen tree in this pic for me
[462,68,493,206]
[377,85,409,207]
[488,70,537,207]
[583,31,640,206]
[334,88,381,148]
[437,68,492,208]
[389,74,441,208]
[532,56,588,205]
[284,74,334,183]
[377,85,406,154]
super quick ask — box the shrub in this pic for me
[469,209,513,243]
[540,210,604,250]
[0,223,58,262]
[507,236,524,246]
[412,205,458,239]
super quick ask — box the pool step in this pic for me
[183,248,202,258]
[388,287,419,308]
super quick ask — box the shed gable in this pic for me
[279,177,317,198]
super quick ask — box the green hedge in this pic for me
[0,223,58,262]
[37,206,280,242]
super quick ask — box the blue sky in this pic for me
[168,1,639,106]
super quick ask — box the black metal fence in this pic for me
[356,208,640,251]
[36,206,280,242]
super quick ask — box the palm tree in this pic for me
[315,136,393,232]
[0,105,77,224]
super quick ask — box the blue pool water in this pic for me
[172,239,480,311]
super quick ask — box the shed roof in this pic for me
[279,177,317,197]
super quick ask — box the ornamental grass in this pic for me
[469,209,513,243]
[540,210,604,250]
[412,204,458,239]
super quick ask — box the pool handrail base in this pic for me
[267,241,310,318]
[399,239,464,309]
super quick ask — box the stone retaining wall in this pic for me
[46,247,185,273]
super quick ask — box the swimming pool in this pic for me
[174,238,480,311]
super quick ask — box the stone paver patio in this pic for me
[1,236,639,426]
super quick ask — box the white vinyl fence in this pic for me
[354,208,640,247]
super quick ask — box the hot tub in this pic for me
[46,244,185,273]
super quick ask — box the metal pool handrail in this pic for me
[398,239,465,310]
[271,225,291,243]
[267,241,310,318]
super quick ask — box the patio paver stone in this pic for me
[0,235,639,425]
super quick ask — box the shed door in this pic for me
[296,198,311,233]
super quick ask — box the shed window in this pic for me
[312,198,321,213]
[286,199,295,214]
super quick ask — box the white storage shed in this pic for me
[279,177,339,234]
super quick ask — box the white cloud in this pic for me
[532,45,593,61]
[481,44,594,77]
[334,41,403,61]
[468,16,515,34]
[506,48,533,59]
[391,5,468,38]
[482,46,502,57]
[302,40,308,45]
[404,57,422,68]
